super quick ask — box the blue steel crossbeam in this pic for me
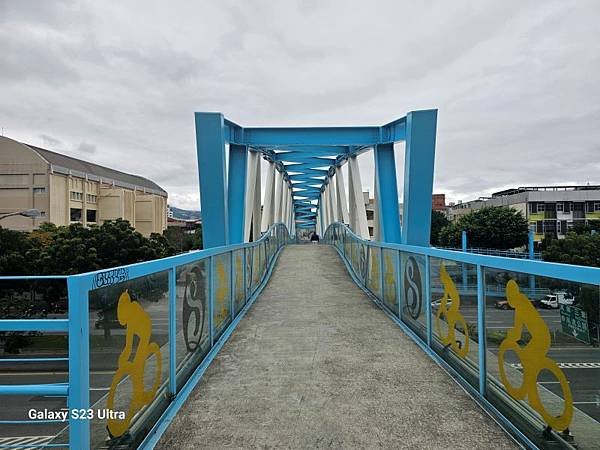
[195,110,437,247]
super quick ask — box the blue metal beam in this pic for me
[401,109,438,246]
[243,127,380,146]
[228,144,248,244]
[195,112,229,248]
[374,143,402,243]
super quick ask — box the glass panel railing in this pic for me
[87,271,170,449]
[212,253,231,341]
[382,248,398,316]
[175,259,209,392]
[429,257,480,389]
[366,245,381,300]
[233,249,246,316]
[484,268,600,448]
[399,251,427,341]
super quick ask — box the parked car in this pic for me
[540,292,575,309]
[495,300,513,310]
[431,298,453,311]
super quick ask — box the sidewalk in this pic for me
[157,245,517,449]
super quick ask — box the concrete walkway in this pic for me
[158,245,517,449]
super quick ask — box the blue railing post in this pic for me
[425,256,432,347]
[476,264,487,396]
[209,256,214,347]
[461,230,468,288]
[379,246,384,301]
[168,267,177,397]
[395,250,402,316]
[229,251,235,320]
[243,247,248,303]
[67,276,90,447]
[528,229,536,293]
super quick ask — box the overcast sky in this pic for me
[1,0,599,210]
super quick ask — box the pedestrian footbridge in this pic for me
[156,244,514,449]
[1,111,599,449]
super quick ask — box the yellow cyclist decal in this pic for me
[435,264,469,358]
[107,290,162,438]
[235,253,244,300]
[214,258,229,325]
[498,280,573,431]
[370,251,380,292]
[384,253,396,303]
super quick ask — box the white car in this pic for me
[540,292,575,309]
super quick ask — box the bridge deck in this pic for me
[158,245,516,449]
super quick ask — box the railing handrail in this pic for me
[325,222,600,286]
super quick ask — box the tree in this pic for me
[438,207,528,250]
[430,211,450,246]
[163,225,202,253]
[542,232,600,268]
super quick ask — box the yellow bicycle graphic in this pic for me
[107,290,162,438]
[214,258,229,326]
[498,280,573,431]
[435,264,469,358]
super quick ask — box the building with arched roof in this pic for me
[0,136,167,236]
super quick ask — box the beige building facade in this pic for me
[0,136,167,236]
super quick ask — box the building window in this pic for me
[556,203,564,213]
[33,187,46,194]
[529,203,537,214]
[594,202,600,212]
[86,194,97,203]
[366,211,374,220]
[86,209,97,223]
[70,208,82,222]
[537,203,545,212]
[536,221,543,233]
[70,191,83,201]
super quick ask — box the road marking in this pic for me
[511,362,600,369]
[0,435,55,449]
[573,401,600,405]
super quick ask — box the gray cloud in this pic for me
[0,0,599,211]
[76,142,96,154]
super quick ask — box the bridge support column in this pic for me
[195,112,229,248]
[317,195,324,235]
[347,155,370,239]
[273,168,283,225]
[244,151,260,241]
[228,144,248,244]
[327,178,336,225]
[374,142,401,243]
[335,166,350,225]
[284,183,291,228]
[261,161,276,232]
[402,109,438,246]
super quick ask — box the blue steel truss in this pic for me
[195,110,437,247]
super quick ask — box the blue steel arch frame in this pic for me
[195,109,437,248]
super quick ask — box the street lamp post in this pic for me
[0,209,42,221]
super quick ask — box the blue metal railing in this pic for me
[0,223,293,449]
[439,246,542,260]
[324,222,600,450]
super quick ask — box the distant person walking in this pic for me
[310,232,320,244]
